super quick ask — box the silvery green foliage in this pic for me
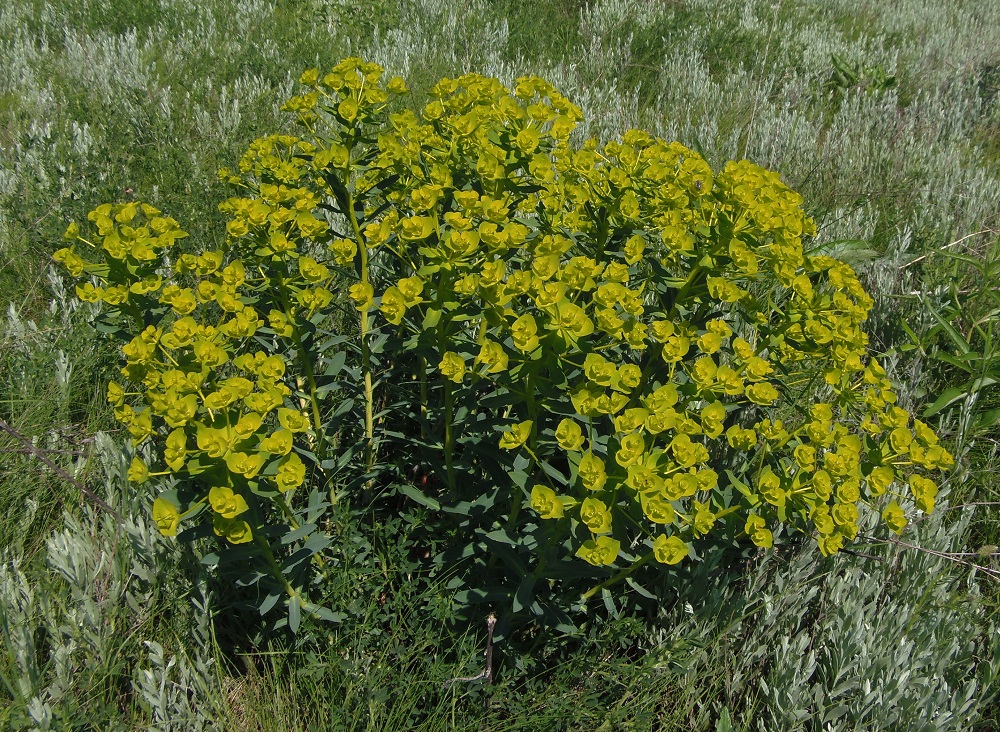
[0,434,224,730]
[0,559,50,728]
[3,269,85,360]
[655,501,997,731]
[131,587,221,732]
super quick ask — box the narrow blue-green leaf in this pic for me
[483,528,517,546]
[513,575,536,613]
[626,577,657,600]
[926,305,971,354]
[602,588,619,618]
[259,592,282,615]
[397,484,441,511]
[288,596,301,634]
[323,350,347,377]
[281,524,318,545]
[923,386,968,417]
[302,534,331,554]
[308,606,346,624]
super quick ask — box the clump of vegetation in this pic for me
[55,58,952,629]
[4,0,1000,728]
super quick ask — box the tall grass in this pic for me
[1,0,999,729]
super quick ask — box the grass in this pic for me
[1,0,1000,729]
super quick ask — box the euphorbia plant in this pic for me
[55,57,953,629]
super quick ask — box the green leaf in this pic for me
[302,534,331,554]
[726,470,759,506]
[308,605,346,624]
[974,408,1000,431]
[259,592,282,615]
[281,524,318,545]
[625,577,656,600]
[454,588,510,605]
[926,305,971,355]
[397,483,441,511]
[288,595,301,634]
[930,351,978,374]
[601,588,619,618]
[938,249,988,270]
[323,350,347,377]
[923,386,968,417]
[483,528,517,546]
[899,317,925,353]
[513,575,536,613]
[182,455,213,477]
[805,238,877,264]
[715,707,734,732]
[422,308,442,329]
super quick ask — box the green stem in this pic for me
[506,370,537,532]
[433,273,456,493]
[581,551,654,601]
[255,534,301,602]
[419,356,428,441]
[444,379,456,493]
[274,493,329,573]
[506,492,522,534]
[346,194,375,474]
[278,278,324,449]
[297,336,323,435]
[667,265,703,321]
[274,493,300,530]
[254,534,328,619]
[524,369,538,454]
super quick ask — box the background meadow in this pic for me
[2,0,1000,729]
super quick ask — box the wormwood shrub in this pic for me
[53,58,953,628]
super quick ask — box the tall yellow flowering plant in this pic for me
[55,58,952,628]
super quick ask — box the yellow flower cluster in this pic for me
[371,69,952,566]
[56,199,319,544]
[55,58,953,575]
[298,66,951,567]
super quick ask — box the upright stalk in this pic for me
[292,328,323,436]
[255,534,302,602]
[444,380,456,493]
[278,278,324,453]
[419,356,428,440]
[433,274,457,494]
[346,195,375,474]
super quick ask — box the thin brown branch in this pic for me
[0,417,122,520]
[860,533,1000,580]
[0,448,88,456]
[898,229,998,269]
[911,502,1000,523]
[441,612,496,689]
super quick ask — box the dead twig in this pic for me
[898,229,998,269]
[860,532,1000,580]
[441,612,496,689]
[912,501,1000,523]
[0,417,122,521]
[838,547,885,562]
[0,447,88,456]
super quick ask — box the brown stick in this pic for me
[441,612,497,689]
[0,417,122,520]
[898,229,997,269]
[860,532,1000,580]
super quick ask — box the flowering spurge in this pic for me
[55,58,952,619]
